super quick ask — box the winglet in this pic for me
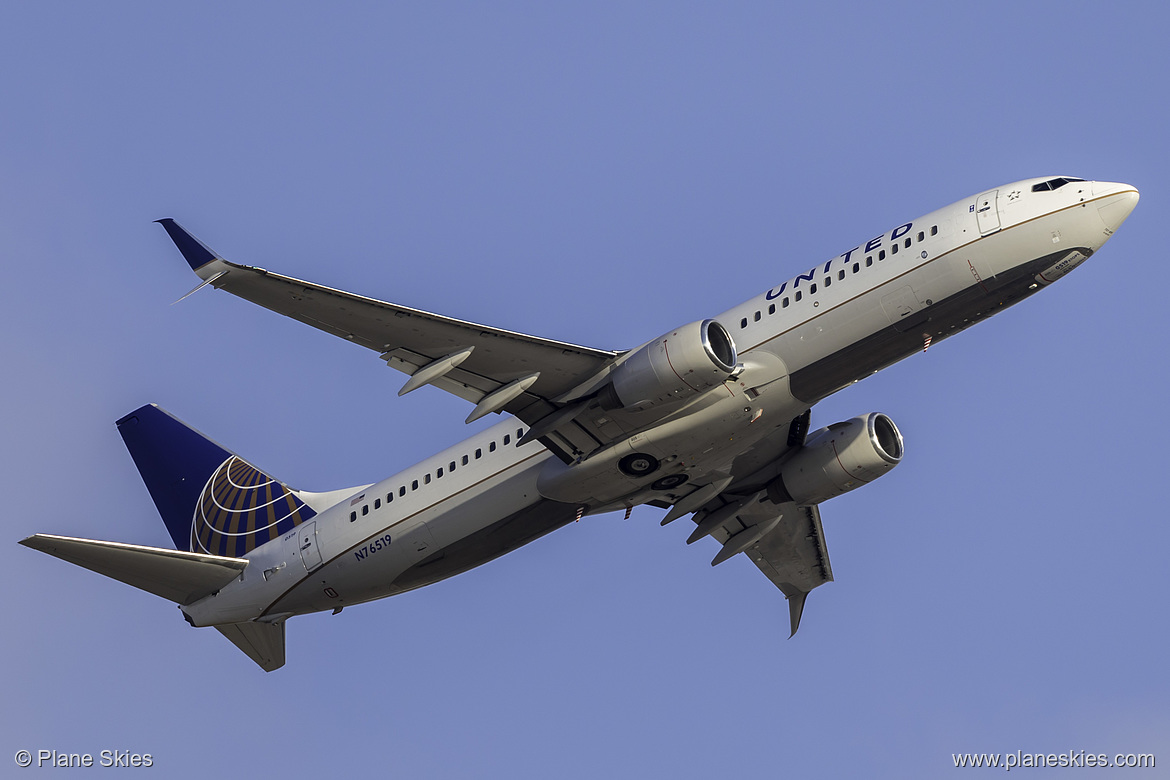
[155,218,221,272]
[786,590,808,638]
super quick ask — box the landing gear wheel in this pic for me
[651,473,689,491]
[618,453,660,477]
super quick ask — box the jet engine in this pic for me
[767,413,904,506]
[599,319,738,412]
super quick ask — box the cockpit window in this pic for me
[1031,177,1085,192]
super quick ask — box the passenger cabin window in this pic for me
[904,237,912,249]
[350,511,356,522]
[768,303,775,314]
[866,256,873,266]
[399,486,406,497]
[795,290,803,302]
[879,250,886,260]
[449,461,456,471]
[437,467,443,478]
[810,283,817,293]
[890,244,898,255]
[740,317,747,328]
[362,505,369,516]
[838,270,845,280]
[489,442,497,452]
[475,448,482,459]
[374,498,381,509]
[462,455,469,465]
[930,225,938,236]
[852,262,859,273]
[387,493,393,503]
[412,480,418,490]
[753,311,760,322]
[782,297,790,308]
[425,473,431,484]
[917,231,925,242]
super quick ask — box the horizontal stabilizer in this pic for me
[20,534,246,606]
[216,621,285,672]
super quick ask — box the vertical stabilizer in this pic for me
[116,405,315,556]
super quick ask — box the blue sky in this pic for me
[3,3,1166,777]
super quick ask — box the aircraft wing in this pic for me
[684,494,833,635]
[741,504,833,636]
[157,220,619,459]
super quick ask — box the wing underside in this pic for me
[682,493,833,635]
[210,261,615,403]
[157,219,624,460]
[740,504,833,636]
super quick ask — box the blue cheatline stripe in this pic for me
[116,405,314,555]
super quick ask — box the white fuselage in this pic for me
[182,178,1138,628]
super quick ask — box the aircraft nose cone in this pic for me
[1096,184,1139,235]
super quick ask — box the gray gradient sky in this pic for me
[3,3,1166,777]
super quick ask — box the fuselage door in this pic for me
[298,521,323,573]
[976,190,1001,235]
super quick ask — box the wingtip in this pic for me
[156,218,220,272]
[787,591,808,638]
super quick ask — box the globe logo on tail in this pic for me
[191,456,315,557]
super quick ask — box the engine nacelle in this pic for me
[601,319,738,412]
[767,413,904,506]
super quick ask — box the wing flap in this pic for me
[20,534,247,606]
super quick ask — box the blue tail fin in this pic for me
[116,405,315,557]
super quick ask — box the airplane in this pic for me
[21,176,1138,671]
